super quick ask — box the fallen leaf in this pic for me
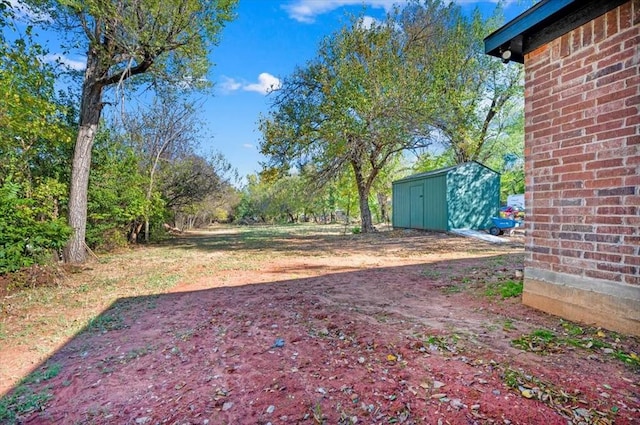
[387,354,397,361]
[433,380,445,389]
[519,386,534,398]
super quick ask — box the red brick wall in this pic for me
[523,1,639,285]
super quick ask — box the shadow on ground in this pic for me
[2,249,638,424]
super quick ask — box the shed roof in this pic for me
[484,0,627,63]
[393,161,498,184]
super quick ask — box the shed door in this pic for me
[410,185,424,229]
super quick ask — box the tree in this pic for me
[260,10,440,232]
[160,152,235,226]
[484,114,525,201]
[0,4,73,272]
[423,7,523,164]
[23,0,237,263]
[124,95,202,241]
[87,128,151,250]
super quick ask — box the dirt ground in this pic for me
[1,225,638,424]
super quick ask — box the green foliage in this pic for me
[20,0,238,262]
[0,9,74,272]
[512,326,640,369]
[484,279,523,299]
[0,182,71,273]
[235,173,312,223]
[484,115,525,202]
[24,0,238,91]
[411,5,524,195]
[260,1,523,231]
[427,7,523,164]
[86,128,156,249]
[413,151,453,174]
[0,20,74,184]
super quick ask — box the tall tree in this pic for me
[23,0,237,263]
[424,7,523,164]
[124,95,201,241]
[260,10,440,232]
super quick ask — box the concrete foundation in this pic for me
[523,268,640,336]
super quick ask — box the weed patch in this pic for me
[484,279,523,299]
[144,273,180,291]
[512,325,640,370]
[87,312,127,333]
[0,364,60,423]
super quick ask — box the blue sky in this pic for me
[10,0,533,181]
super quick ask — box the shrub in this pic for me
[0,182,70,274]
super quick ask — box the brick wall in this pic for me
[521,1,639,333]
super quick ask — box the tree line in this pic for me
[0,0,239,273]
[1,0,525,274]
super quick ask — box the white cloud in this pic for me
[219,76,242,93]
[358,15,379,29]
[283,0,510,23]
[243,143,255,149]
[243,73,282,95]
[9,0,51,22]
[283,0,398,23]
[42,53,86,71]
[220,73,281,96]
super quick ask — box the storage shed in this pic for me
[392,161,500,231]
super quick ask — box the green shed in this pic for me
[392,161,500,231]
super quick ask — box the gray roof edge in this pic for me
[393,161,498,184]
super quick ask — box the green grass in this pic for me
[0,364,61,423]
[512,326,640,370]
[511,329,558,353]
[442,285,464,294]
[87,312,126,333]
[503,319,515,331]
[144,273,180,290]
[125,345,153,360]
[421,268,441,279]
[484,279,523,299]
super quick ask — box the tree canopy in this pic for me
[259,0,522,232]
[260,4,443,232]
[22,0,238,262]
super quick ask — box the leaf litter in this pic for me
[0,225,638,424]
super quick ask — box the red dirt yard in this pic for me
[1,225,638,424]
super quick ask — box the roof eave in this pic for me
[484,0,628,64]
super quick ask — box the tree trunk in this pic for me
[64,60,104,263]
[129,221,143,243]
[377,192,389,223]
[351,160,375,233]
[144,219,150,243]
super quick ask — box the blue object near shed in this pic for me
[392,161,500,232]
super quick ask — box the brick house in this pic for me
[485,0,639,335]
